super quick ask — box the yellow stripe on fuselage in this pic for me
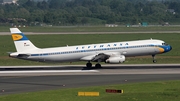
[12,34,23,41]
[158,47,164,53]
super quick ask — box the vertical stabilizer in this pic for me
[10,28,38,52]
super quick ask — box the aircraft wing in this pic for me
[80,52,124,63]
[91,53,110,62]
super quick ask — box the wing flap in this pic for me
[91,53,109,62]
[81,52,121,62]
[80,55,96,61]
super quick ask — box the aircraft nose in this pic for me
[167,45,172,52]
[169,46,172,50]
[163,45,172,53]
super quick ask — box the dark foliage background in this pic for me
[0,0,180,26]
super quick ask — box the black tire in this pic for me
[153,60,157,63]
[95,64,101,68]
[86,63,92,68]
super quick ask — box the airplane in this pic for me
[9,28,172,68]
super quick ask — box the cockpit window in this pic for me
[162,43,168,46]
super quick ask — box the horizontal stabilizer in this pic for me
[9,52,30,58]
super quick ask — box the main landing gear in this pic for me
[152,55,157,63]
[86,61,102,68]
[95,63,101,68]
[86,61,92,68]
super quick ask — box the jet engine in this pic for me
[105,55,125,64]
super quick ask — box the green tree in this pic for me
[15,8,30,19]
[81,17,89,25]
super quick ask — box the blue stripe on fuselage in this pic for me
[30,44,168,57]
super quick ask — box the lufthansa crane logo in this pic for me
[12,34,23,41]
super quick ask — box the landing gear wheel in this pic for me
[152,55,157,63]
[153,60,157,63]
[86,63,92,68]
[95,63,101,68]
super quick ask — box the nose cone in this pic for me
[169,46,172,51]
[165,45,172,52]
[159,45,172,53]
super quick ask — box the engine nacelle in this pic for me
[105,55,125,64]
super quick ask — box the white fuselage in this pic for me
[14,39,171,62]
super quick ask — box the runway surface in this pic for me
[0,64,180,95]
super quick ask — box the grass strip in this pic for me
[0,80,180,101]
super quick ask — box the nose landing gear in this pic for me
[152,55,157,63]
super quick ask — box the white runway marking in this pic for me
[0,70,99,73]
[1,64,180,76]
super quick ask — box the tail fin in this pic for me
[10,28,38,52]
